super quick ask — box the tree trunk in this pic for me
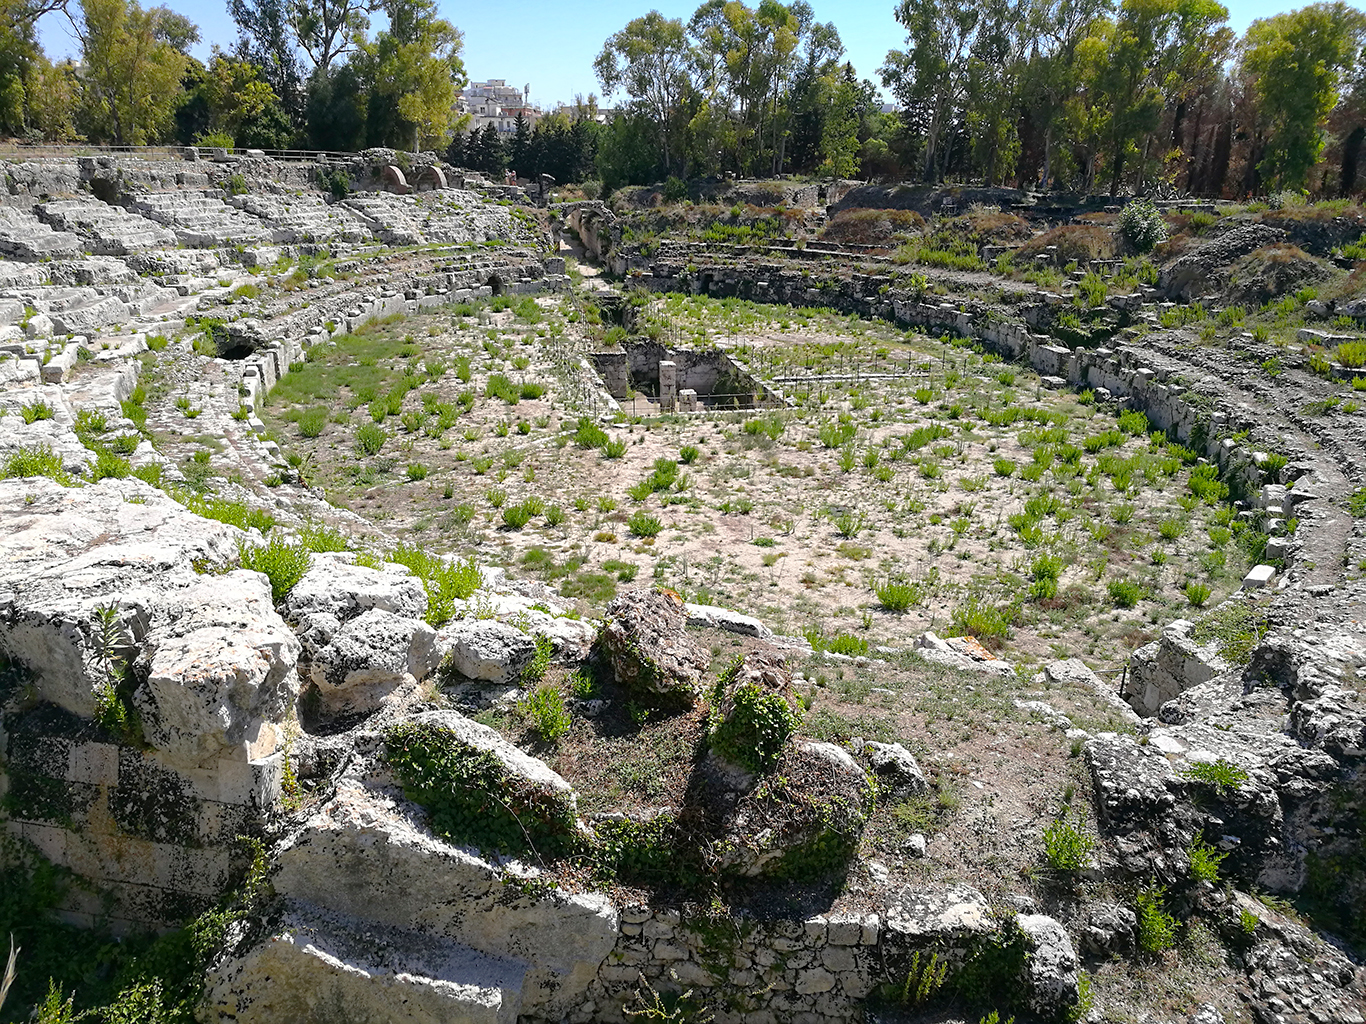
[1341,125,1364,197]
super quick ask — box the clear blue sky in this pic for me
[36,0,1303,111]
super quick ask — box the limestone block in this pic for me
[599,588,709,696]
[684,602,773,639]
[435,619,537,684]
[1018,914,1080,1018]
[135,570,299,763]
[1122,618,1229,717]
[0,478,241,718]
[1242,565,1276,590]
[862,741,928,799]
[308,608,437,713]
[284,552,428,623]
[274,779,612,1017]
[203,901,525,1024]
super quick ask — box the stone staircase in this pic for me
[341,193,428,246]
[0,205,83,260]
[127,191,275,247]
[35,199,177,254]
[205,780,619,1023]
[228,192,373,245]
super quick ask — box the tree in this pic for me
[191,50,292,148]
[595,11,693,175]
[358,0,465,150]
[509,112,531,174]
[74,0,197,145]
[817,69,861,177]
[304,61,368,149]
[292,0,373,74]
[1241,3,1366,191]
[1020,0,1114,189]
[1092,0,1230,194]
[881,0,983,181]
[964,0,1029,184]
[228,0,304,121]
[477,121,505,174]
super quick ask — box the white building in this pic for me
[457,80,542,137]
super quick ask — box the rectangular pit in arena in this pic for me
[590,341,783,413]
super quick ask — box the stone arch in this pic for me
[380,165,411,195]
[416,166,447,191]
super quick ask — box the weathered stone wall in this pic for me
[581,893,1001,1024]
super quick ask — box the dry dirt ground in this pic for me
[249,292,1255,679]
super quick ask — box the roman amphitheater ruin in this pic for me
[0,148,1363,1024]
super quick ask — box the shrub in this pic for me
[947,598,1016,645]
[573,417,609,449]
[20,399,54,424]
[876,578,924,612]
[1187,836,1226,882]
[181,494,276,533]
[407,462,428,481]
[603,439,627,459]
[388,545,481,626]
[87,448,130,481]
[238,536,312,602]
[1107,579,1143,608]
[298,406,328,437]
[825,632,868,656]
[355,421,386,456]
[679,444,700,464]
[1336,341,1366,367]
[627,510,663,538]
[1135,886,1178,954]
[1180,757,1248,790]
[993,457,1017,477]
[519,681,570,742]
[1185,582,1211,607]
[711,681,802,774]
[1119,198,1169,252]
[502,501,534,529]
[3,444,71,484]
[1042,814,1094,872]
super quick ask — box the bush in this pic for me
[947,598,1016,645]
[1180,757,1248,790]
[355,421,386,456]
[627,510,663,538]
[20,399,54,424]
[825,632,868,656]
[1119,198,1169,252]
[519,681,570,742]
[1187,837,1226,882]
[679,444,700,464]
[602,439,627,459]
[711,680,802,774]
[1185,582,1211,607]
[388,545,481,626]
[502,501,535,529]
[406,462,428,481]
[1135,886,1178,953]
[385,720,579,857]
[238,536,312,602]
[298,406,328,437]
[876,578,924,612]
[3,444,72,484]
[1042,814,1094,872]
[573,416,609,449]
[1107,579,1143,608]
